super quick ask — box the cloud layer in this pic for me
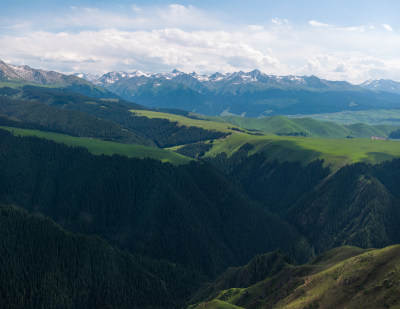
[1,4,399,83]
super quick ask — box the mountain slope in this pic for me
[286,161,400,253]
[360,79,400,95]
[220,115,397,138]
[1,126,191,165]
[0,60,118,99]
[0,85,229,148]
[0,129,313,279]
[0,95,155,146]
[0,203,198,309]
[188,245,400,309]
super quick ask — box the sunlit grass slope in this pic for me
[189,245,400,309]
[205,133,400,170]
[130,109,245,133]
[276,245,400,309]
[1,126,191,165]
[292,109,400,126]
[220,115,397,138]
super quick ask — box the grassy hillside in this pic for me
[127,109,400,170]
[1,126,191,165]
[205,133,400,170]
[293,109,400,126]
[220,115,397,138]
[130,109,246,133]
[0,86,229,148]
[188,245,400,309]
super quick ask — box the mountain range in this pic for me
[76,68,400,117]
[2,60,400,117]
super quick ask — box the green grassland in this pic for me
[124,109,400,170]
[189,245,400,309]
[205,133,400,170]
[220,115,397,138]
[1,126,191,165]
[129,109,246,133]
[292,109,400,126]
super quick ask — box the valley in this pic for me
[1,60,400,308]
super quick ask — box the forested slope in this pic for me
[0,129,312,280]
[0,203,198,308]
[206,144,400,254]
[0,86,228,147]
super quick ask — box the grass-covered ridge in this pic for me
[130,109,246,133]
[220,115,397,138]
[127,108,400,170]
[205,133,400,170]
[188,245,400,309]
[1,126,191,165]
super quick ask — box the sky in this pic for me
[0,0,399,83]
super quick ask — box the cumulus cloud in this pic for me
[0,27,282,75]
[1,4,400,83]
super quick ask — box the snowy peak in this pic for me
[0,60,120,99]
[359,79,400,94]
[0,60,74,86]
[82,68,359,93]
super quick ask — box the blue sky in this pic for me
[1,0,399,82]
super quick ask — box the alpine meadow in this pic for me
[1,1,400,308]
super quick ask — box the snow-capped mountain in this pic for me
[83,68,358,93]
[0,60,119,99]
[75,68,400,117]
[360,79,400,94]
[0,60,66,85]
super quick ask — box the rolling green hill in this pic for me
[1,126,191,165]
[220,115,397,138]
[0,86,229,148]
[205,133,400,170]
[292,109,400,126]
[130,109,246,134]
[0,95,155,146]
[124,108,400,170]
[188,245,400,309]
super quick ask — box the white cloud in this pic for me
[1,5,400,83]
[271,18,289,26]
[382,24,394,31]
[309,20,332,27]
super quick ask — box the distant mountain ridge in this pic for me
[0,60,119,99]
[80,69,357,91]
[77,68,400,117]
[360,78,400,94]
